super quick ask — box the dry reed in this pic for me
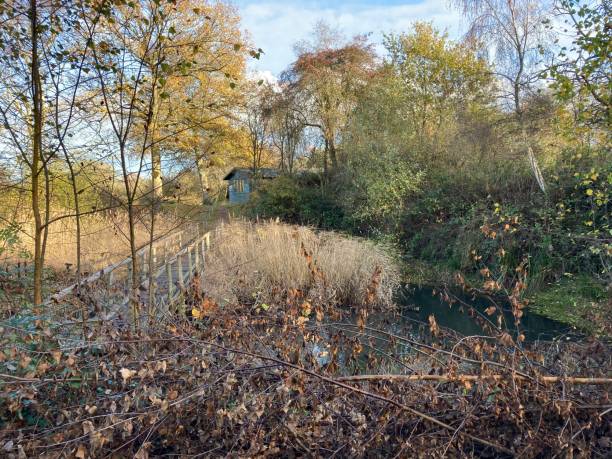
[204,220,400,308]
[2,210,185,272]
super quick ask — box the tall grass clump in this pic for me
[204,220,400,308]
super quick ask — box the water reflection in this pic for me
[397,287,579,342]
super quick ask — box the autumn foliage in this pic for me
[1,268,610,457]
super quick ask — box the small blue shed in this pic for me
[223,168,279,204]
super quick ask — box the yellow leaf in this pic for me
[120,368,136,383]
[301,301,312,317]
[191,308,202,319]
[51,350,62,364]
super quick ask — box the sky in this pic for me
[232,0,466,78]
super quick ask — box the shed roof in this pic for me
[223,168,279,181]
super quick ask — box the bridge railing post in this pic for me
[166,261,173,306]
[177,253,184,289]
[194,240,200,270]
[187,245,193,274]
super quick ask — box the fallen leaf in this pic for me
[120,368,137,383]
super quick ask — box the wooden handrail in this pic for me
[139,230,212,307]
[46,228,190,305]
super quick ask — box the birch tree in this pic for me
[452,0,553,192]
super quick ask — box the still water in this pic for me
[397,287,579,342]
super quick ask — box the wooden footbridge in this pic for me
[47,224,216,326]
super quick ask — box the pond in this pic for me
[313,286,581,370]
[396,286,580,342]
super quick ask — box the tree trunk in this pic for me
[513,53,546,194]
[119,139,140,329]
[66,160,82,287]
[195,153,211,205]
[328,136,338,170]
[150,89,163,199]
[127,197,139,329]
[30,0,44,306]
[41,159,51,268]
[323,140,329,177]
[151,144,163,199]
[147,200,156,323]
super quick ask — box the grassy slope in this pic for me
[528,275,610,335]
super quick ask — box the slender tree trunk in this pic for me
[195,153,211,206]
[150,92,163,199]
[127,196,139,328]
[513,54,546,194]
[30,0,44,306]
[66,160,82,286]
[151,145,163,199]
[147,200,156,323]
[41,160,51,268]
[328,136,338,169]
[323,140,328,177]
[119,143,140,329]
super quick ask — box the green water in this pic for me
[397,287,580,342]
[313,287,579,369]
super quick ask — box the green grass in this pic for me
[528,275,610,336]
[401,257,455,287]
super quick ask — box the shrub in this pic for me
[248,174,348,230]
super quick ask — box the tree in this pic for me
[452,0,553,193]
[269,84,305,173]
[82,0,172,322]
[548,0,611,127]
[152,0,248,205]
[384,23,492,159]
[284,22,375,172]
[133,0,248,200]
[0,0,97,304]
[242,82,273,173]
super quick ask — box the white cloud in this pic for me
[234,0,466,75]
[248,69,278,86]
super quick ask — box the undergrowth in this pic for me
[0,270,610,458]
